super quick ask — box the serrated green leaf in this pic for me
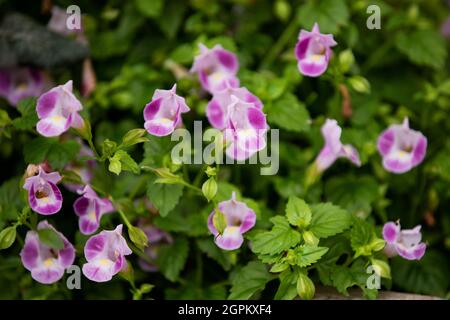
[228,261,271,300]
[309,203,352,238]
[396,30,447,69]
[147,175,183,217]
[295,245,329,267]
[286,196,311,228]
[156,236,189,282]
[267,93,310,132]
[297,0,349,34]
[251,216,301,255]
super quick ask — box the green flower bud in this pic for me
[202,178,218,202]
[297,272,315,300]
[0,226,16,250]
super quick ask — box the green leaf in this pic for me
[286,196,311,228]
[116,150,140,174]
[146,175,183,217]
[142,136,174,167]
[156,236,189,282]
[108,155,122,175]
[350,218,385,258]
[121,128,149,147]
[274,269,298,300]
[24,138,80,170]
[396,30,447,69]
[12,97,38,130]
[0,226,17,250]
[325,175,379,217]
[266,93,310,132]
[297,0,349,34]
[135,0,163,17]
[197,238,233,271]
[295,245,329,267]
[309,203,352,238]
[228,261,272,300]
[251,216,301,255]
[157,0,188,39]
[391,251,449,297]
[38,228,64,250]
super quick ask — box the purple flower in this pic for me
[315,119,361,171]
[190,43,239,94]
[295,23,337,77]
[382,221,426,260]
[207,192,256,250]
[64,141,96,193]
[36,80,84,137]
[377,118,427,174]
[206,81,263,130]
[82,224,132,282]
[137,223,173,272]
[143,84,190,137]
[20,220,75,284]
[224,96,268,160]
[73,185,114,235]
[0,67,45,106]
[23,167,63,215]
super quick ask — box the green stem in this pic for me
[117,208,133,229]
[259,17,299,70]
[87,136,100,159]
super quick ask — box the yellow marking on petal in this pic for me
[311,54,324,62]
[16,83,29,92]
[39,197,50,204]
[44,258,54,267]
[50,115,66,124]
[211,71,225,81]
[88,210,96,222]
[396,150,410,159]
[99,259,111,266]
[158,118,173,124]
[223,226,240,236]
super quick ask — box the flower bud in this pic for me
[0,226,16,250]
[202,178,218,202]
[297,272,315,300]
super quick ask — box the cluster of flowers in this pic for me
[17,22,429,285]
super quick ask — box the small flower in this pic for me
[73,185,114,235]
[382,221,426,260]
[315,119,361,171]
[143,84,190,137]
[82,224,132,282]
[64,140,96,193]
[207,192,256,250]
[295,23,337,77]
[0,67,45,106]
[23,166,63,215]
[137,222,173,272]
[206,81,263,130]
[223,96,268,161]
[20,220,75,284]
[190,43,239,94]
[36,80,84,137]
[377,118,427,174]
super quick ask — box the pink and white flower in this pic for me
[382,221,426,260]
[73,185,114,235]
[377,118,427,174]
[36,80,84,137]
[206,81,263,130]
[190,44,239,94]
[207,192,256,250]
[224,96,268,160]
[0,67,45,106]
[82,224,132,282]
[295,23,337,77]
[20,220,75,284]
[23,166,63,215]
[315,119,361,171]
[143,84,190,137]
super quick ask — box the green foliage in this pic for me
[309,203,352,238]
[228,261,272,300]
[156,236,189,282]
[146,175,184,217]
[24,137,80,170]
